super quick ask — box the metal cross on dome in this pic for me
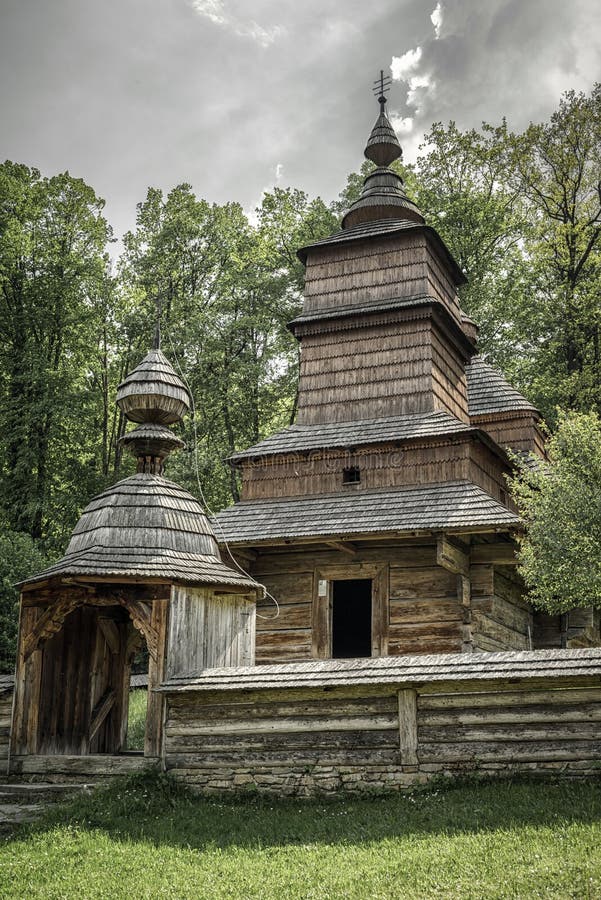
[373,69,392,107]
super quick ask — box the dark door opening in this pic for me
[332,578,372,658]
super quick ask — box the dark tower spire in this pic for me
[342,70,424,230]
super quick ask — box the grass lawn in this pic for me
[1,774,600,899]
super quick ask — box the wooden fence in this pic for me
[159,649,601,795]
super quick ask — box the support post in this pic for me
[397,688,418,767]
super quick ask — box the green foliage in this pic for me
[2,775,601,897]
[509,411,601,612]
[0,161,114,550]
[504,86,601,420]
[0,530,52,673]
[126,690,147,750]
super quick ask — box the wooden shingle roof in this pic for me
[213,480,519,545]
[229,411,473,462]
[467,356,537,417]
[22,474,258,592]
[159,647,601,693]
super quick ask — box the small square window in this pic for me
[343,467,361,485]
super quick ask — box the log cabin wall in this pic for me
[534,607,601,650]
[471,564,532,651]
[249,542,503,664]
[0,681,12,775]
[161,651,601,796]
[471,412,547,456]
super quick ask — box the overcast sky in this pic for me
[2,0,600,243]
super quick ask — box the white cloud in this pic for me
[430,2,443,39]
[390,46,435,115]
[189,0,284,47]
[275,163,284,181]
[389,114,414,134]
[391,46,423,81]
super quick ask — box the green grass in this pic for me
[126,690,147,751]
[1,773,601,898]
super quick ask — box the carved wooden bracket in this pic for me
[22,593,160,662]
[123,599,159,661]
[22,596,82,661]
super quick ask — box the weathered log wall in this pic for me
[534,607,601,650]
[0,683,12,775]
[252,543,512,664]
[162,661,601,796]
[471,564,532,651]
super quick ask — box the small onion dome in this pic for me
[342,167,424,229]
[21,474,259,592]
[117,349,191,426]
[342,100,424,231]
[364,109,403,167]
[120,423,185,474]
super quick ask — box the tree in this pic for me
[509,411,601,612]
[0,530,52,673]
[0,162,113,550]
[504,85,601,419]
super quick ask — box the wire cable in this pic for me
[163,322,280,620]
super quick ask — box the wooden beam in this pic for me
[98,617,120,655]
[436,535,469,577]
[89,689,116,742]
[398,689,418,766]
[326,541,357,555]
[229,548,258,564]
[123,599,159,661]
[471,543,518,566]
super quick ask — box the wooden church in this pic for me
[215,90,600,662]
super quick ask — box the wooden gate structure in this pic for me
[8,346,260,778]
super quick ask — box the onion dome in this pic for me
[117,349,192,475]
[342,94,424,230]
[23,474,258,591]
[364,108,403,167]
[117,349,190,425]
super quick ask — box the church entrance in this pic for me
[331,579,373,658]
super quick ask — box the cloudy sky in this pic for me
[2,0,600,242]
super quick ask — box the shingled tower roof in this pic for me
[23,345,256,591]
